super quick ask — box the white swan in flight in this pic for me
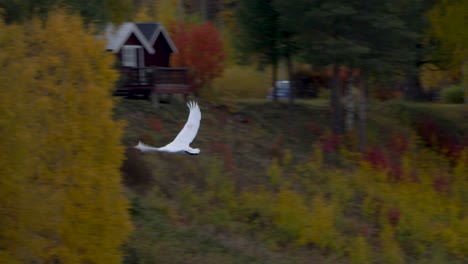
[135,101,201,155]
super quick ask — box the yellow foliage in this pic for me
[155,0,179,26]
[282,149,293,167]
[420,63,460,91]
[267,159,282,188]
[296,146,322,175]
[453,149,468,186]
[134,4,156,22]
[298,195,340,250]
[133,0,178,26]
[157,0,178,26]
[273,186,311,242]
[349,235,373,264]
[219,25,237,66]
[379,224,405,264]
[0,20,37,262]
[250,142,468,261]
[155,141,468,261]
[0,10,131,263]
[173,158,238,227]
[239,187,275,228]
[220,0,237,34]
[211,65,272,100]
[353,148,468,259]
[428,0,468,64]
[205,158,237,210]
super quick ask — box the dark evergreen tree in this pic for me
[0,0,133,25]
[275,0,434,135]
[236,0,296,105]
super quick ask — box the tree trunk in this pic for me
[286,53,294,110]
[345,68,355,132]
[331,63,344,135]
[151,92,159,109]
[358,72,367,152]
[272,61,278,103]
[178,0,185,22]
[200,0,207,21]
[405,61,425,101]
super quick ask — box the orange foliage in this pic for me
[169,21,225,94]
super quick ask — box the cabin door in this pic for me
[122,45,146,84]
[136,47,147,84]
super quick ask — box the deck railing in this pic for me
[119,67,153,87]
[117,66,190,96]
[153,67,189,85]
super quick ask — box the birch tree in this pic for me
[0,10,132,263]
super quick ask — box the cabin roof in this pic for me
[106,22,177,54]
[136,23,159,42]
[106,22,155,54]
[136,22,177,53]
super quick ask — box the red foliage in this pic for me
[365,146,404,181]
[387,207,401,227]
[223,145,234,172]
[374,89,403,101]
[387,162,403,182]
[169,22,225,93]
[388,133,409,155]
[417,118,439,146]
[209,142,234,171]
[365,147,388,169]
[149,117,162,132]
[307,121,323,136]
[338,66,360,80]
[326,65,360,80]
[416,118,465,160]
[271,134,284,160]
[432,174,450,195]
[319,134,341,153]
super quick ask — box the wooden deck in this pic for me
[115,67,190,97]
[153,67,190,95]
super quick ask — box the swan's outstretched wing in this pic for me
[168,101,201,147]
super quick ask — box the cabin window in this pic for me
[122,45,144,67]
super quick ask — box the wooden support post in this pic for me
[151,92,159,109]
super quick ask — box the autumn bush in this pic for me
[147,141,468,263]
[169,21,225,97]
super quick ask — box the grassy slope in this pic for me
[115,97,467,263]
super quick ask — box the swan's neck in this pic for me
[135,142,162,152]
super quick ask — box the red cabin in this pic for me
[105,22,190,99]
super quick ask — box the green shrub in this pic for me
[441,84,464,103]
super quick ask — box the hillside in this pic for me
[115,97,468,264]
